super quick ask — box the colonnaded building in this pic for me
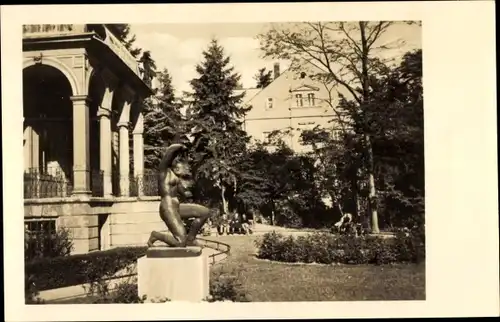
[23,24,167,254]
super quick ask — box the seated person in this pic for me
[241,214,251,235]
[201,219,212,236]
[218,213,230,235]
[334,213,353,234]
[230,212,241,234]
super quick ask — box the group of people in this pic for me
[200,212,254,236]
[217,212,253,235]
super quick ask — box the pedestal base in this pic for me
[138,247,209,302]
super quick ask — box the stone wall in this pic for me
[24,196,164,254]
[107,197,164,248]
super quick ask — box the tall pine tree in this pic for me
[143,68,185,170]
[139,51,157,87]
[185,38,251,213]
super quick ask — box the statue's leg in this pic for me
[179,203,212,246]
[148,199,188,247]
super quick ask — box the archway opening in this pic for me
[23,64,74,197]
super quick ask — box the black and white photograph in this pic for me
[2,2,498,321]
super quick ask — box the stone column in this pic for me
[71,95,91,196]
[117,85,134,197]
[133,112,144,196]
[99,69,117,198]
[98,108,112,197]
[118,121,130,196]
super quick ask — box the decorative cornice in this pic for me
[290,84,320,92]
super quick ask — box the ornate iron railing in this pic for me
[24,167,72,198]
[22,24,86,35]
[23,168,104,199]
[129,171,160,197]
[90,170,104,197]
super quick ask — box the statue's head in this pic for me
[172,158,193,198]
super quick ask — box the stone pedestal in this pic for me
[138,247,210,302]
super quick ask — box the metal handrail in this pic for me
[197,238,231,265]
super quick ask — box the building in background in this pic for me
[236,63,340,153]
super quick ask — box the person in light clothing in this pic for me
[334,212,353,233]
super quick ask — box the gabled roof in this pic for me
[236,65,293,105]
[235,88,261,105]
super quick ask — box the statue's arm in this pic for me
[158,143,187,173]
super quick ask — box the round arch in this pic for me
[23,61,75,197]
[23,56,81,96]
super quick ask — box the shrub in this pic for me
[89,278,152,304]
[256,231,425,265]
[25,246,147,291]
[25,227,73,262]
[255,231,285,260]
[89,270,249,303]
[25,274,45,304]
[365,237,398,265]
[208,270,250,302]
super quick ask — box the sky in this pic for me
[130,22,421,95]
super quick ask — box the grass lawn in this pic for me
[46,234,424,303]
[207,235,425,302]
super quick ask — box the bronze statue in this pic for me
[147,143,212,248]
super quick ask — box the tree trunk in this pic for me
[221,181,229,214]
[365,133,380,233]
[359,22,380,234]
[270,201,276,226]
[329,191,344,217]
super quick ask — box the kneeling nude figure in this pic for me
[147,143,212,248]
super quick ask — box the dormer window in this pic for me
[295,94,303,107]
[266,97,274,109]
[307,93,315,106]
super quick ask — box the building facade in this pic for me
[23,24,164,254]
[238,63,339,153]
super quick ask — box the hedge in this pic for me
[25,246,147,291]
[255,230,425,265]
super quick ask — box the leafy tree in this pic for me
[300,127,362,219]
[185,38,251,213]
[253,67,273,88]
[258,21,419,233]
[237,131,330,228]
[143,68,185,171]
[368,49,424,228]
